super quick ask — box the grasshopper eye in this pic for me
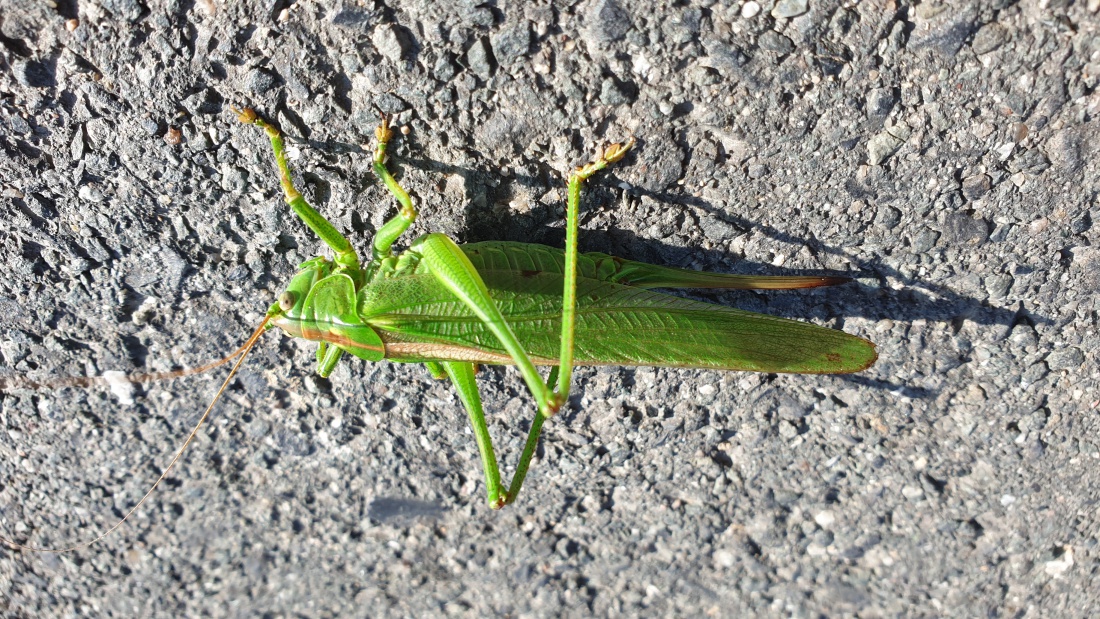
[278,291,297,312]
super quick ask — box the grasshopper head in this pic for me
[267,256,334,324]
[266,256,385,365]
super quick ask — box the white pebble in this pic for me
[103,371,135,405]
[78,185,104,202]
[1044,546,1074,578]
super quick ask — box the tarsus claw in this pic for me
[603,137,635,164]
[233,107,258,125]
[376,114,394,144]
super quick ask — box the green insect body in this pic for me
[278,241,875,373]
[236,108,876,511]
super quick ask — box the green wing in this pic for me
[361,268,876,374]
[461,241,850,290]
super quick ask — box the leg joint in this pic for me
[542,394,565,418]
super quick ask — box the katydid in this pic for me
[239,108,875,509]
[0,109,875,552]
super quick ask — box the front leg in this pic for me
[234,108,360,271]
[371,115,420,261]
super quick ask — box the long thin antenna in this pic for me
[0,335,260,392]
[0,317,271,553]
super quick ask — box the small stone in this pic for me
[71,127,86,160]
[628,131,683,192]
[1045,128,1085,173]
[815,40,851,77]
[1010,324,1039,349]
[331,7,378,27]
[700,216,737,241]
[599,77,635,106]
[181,88,222,116]
[188,128,213,151]
[942,212,990,246]
[491,23,532,65]
[901,485,924,500]
[1071,211,1093,235]
[10,115,31,135]
[741,1,761,18]
[433,54,457,82]
[102,371,135,405]
[910,5,977,57]
[12,59,55,88]
[101,0,144,22]
[983,274,1012,299]
[1046,348,1084,372]
[85,118,113,146]
[771,0,809,19]
[1020,362,1049,388]
[585,0,632,45]
[466,37,495,78]
[220,166,248,193]
[373,24,408,63]
[1044,546,1074,578]
[339,53,362,74]
[245,67,278,94]
[463,6,494,27]
[78,185,105,203]
[702,40,750,77]
[373,92,408,114]
[1010,148,1051,175]
[866,87,897,118]
[747,163,768,179]
[867,125,910,165]
[1071,246,1100,289]
[814,511,836,528]
[477,110,531,155]
[875,205,902,229]
[961,174,992,200]
[911,227,940,253]
[758,31,794,55]
[971,22,1008,55]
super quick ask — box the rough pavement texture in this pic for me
[1,1,1099,616]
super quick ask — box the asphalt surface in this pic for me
[1,1,1098,617]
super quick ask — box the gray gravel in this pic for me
[1,1,1099,617]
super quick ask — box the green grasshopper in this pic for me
[235,108,876,510]
[1,109,876,552]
